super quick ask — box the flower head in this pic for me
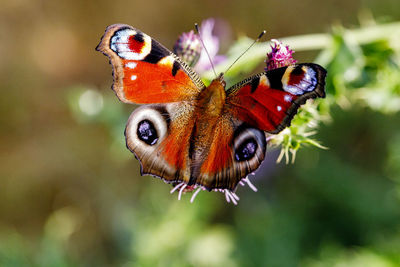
[173,30,202,67]
[265,39,297,71]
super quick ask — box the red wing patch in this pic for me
[127,34,145,53]
[96,24,205,104]
[226,63,326,133]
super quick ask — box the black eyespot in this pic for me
[133,32,145,43]
[292,65,304,75]
[235,138,258,161]
[137,120,158,145]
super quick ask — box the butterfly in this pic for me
[96,24,327,203]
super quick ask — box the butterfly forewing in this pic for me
[226,63,326,133]
[96,24,205,104]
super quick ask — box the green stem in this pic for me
[202,21,400,80]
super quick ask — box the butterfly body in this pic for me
[97,24,327,195]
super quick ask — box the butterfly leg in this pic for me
[190,187,203,203]
[240,175,258,192]
[223,189,240,205]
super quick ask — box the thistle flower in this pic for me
[173,30,202,67]
[265,39,297,71]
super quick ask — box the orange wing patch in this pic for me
[159,110,195,172]
[199,118,232,173]
[196,117,235,189]
[121,57,201,103]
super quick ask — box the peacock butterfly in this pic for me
[96,24,327,204]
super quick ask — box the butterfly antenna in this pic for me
[224,30,266,75]
[195,23,218,78]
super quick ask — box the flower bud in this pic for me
[265,39,297,71]
[173,30,202,67]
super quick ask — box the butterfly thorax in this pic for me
[196,78,226,115]
[193,78,226,138]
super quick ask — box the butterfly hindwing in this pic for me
[226,63,326,133]
[125,102,196,184]
[96,24,205,104]
[193,115,267,191]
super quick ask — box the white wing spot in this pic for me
[284,95,292,102]
[277,105,282,111]
[131,75,137,80]
[125,62,137,69]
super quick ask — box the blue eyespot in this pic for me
[137,120,158,145]
[235,138,257,161]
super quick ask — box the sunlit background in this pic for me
[1,0,400,266]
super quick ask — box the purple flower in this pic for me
[173,30,202,67]
[194,18,227,73]
[265,39,297,71]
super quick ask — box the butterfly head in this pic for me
[196,73,227,116]
[216,72,226,87]
[208,72,227,97]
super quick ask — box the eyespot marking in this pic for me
[133,33,145,43]
[137,119,158,145]
[110,28,152,60]
[235,138,258,161]
[282,66,317,95]
[129,34,145,53]
[233,125,266,165]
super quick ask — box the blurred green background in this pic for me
[1,0,400,266]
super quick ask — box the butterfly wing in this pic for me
[193,63,327,191]
[226,63,326,133]
[125,101,196,183]
[96,24,205,104]
[192,115,267,191]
